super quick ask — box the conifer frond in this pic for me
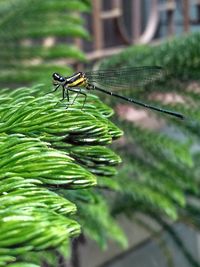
[98,32,200,262]
[0,83,123,265]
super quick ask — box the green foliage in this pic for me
[2,0,200,266]
[97,32,200,265]
[64,189,128,249]
[0,84,124,266]
[0,1,128,265]
[0,0,90,86]
[8,264,40,267]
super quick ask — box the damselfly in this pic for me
[52,66,184,119]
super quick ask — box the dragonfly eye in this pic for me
[52,73,65,83]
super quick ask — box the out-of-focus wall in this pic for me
[77,0,200,62]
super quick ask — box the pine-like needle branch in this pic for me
[0,0,90,86]
[97,32,200,264]
[0,84,123,266]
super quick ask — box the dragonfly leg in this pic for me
[68,88,87,109]
[65,88,70,102]
[52,84,60,93]
[60,85,70,102]
[45,84,60,97]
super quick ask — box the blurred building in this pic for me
[76,0,200,62]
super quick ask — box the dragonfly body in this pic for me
[52,67,184,119]
[53,72,87,88]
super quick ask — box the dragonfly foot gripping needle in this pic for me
[52,67,184,119]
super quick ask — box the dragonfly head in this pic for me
[52,73,65,86]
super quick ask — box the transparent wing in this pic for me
[85,66,166,90]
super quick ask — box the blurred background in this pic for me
[1,0,200,267]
